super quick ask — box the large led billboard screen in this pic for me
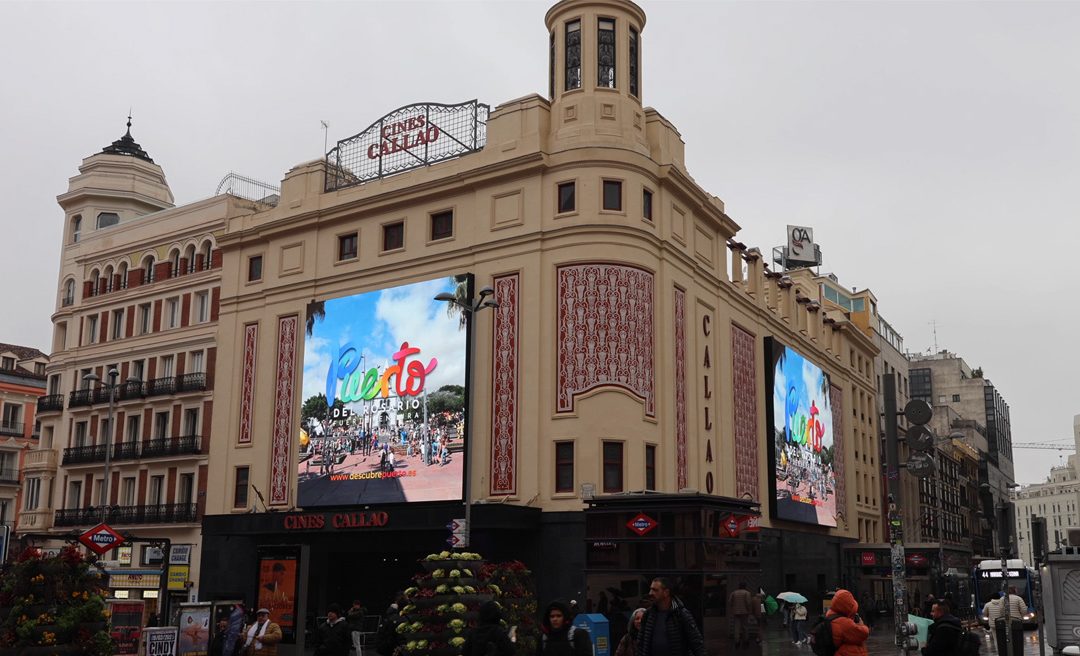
[764,338,837,527]
[298,275,468,507]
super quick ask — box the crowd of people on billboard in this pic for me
[775,438,835,506]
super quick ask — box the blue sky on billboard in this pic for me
[771,347,834,453]
[302,277,466,405]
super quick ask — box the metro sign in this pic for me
[626,513,658,537]
[78,523,125,556]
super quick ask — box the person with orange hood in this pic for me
[825,589,870,656]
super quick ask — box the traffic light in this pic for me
[1031,515,1048,563]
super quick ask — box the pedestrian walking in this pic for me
[210,618,237,656]
[241,608,283,656]
[614,608,645,656]
[463,601,514,656]
[823,589,869,656]
[375,603,402,656]
[347,600,367,656]
[636,578,704,656]
[921,600,962,656]
[313,604,354,656]
[727,582,754,648]
[539,600,591,656]
[790,602,808,645]
[987,587,1027,656]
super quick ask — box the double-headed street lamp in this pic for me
[435,282,498,549]
[83,369,141,523]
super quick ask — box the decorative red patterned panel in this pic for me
[831,384,846,518]
[490,273,519,496]
[238,323,258,445]
[732,325,758,501]
[270,315,298,506]
[674,288,687,490]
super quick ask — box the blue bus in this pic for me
[973,558,1037,628]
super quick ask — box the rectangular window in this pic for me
[161,355,174,378]
[565,20,581,91]
[165,297,179,329]
[234,467,250,508]
[603,180,622,211]
[645,444,656,490]
[24,478,41,511]
[149,475,164,505]
[383,221,404,251]
[555,442,574,493]
[642,188,653,221]
[112,309,124,339]
[189,351,204,374]
[0,357,12,370]
[178,473,194,505]
[67,480,83,509]
[195,291,209,323]
[1,403,18,429]
[952,394,961,402]
[629,28,640,97]
[557,182,576,214]
[248,255,263,282]
[122,477,136,506]
[183,408,199,436]
[138,303,151,335]
[154,412,169,440]
[126,415,140,442]
[87,315,98,344]
[74,421,88,448]
[131,359,145,383]
[338,232,358,261]
[602,441,624,493]
[598,18,616,88]
[430,210,454,241]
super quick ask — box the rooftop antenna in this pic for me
[929,319,940,353]
[320,120,329,154]
[126,108,133,136]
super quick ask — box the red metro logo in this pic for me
[626,513,658,537]
[78,523,125,555]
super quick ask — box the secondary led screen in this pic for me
[766,338,837,527]
[298,276,467,507]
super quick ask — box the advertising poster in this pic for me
[109,599,145,655]
[298,275,468,507]
[256,550,300,641]
[177,604,211,656]
[143,626,178,656]
[766,338,838,527]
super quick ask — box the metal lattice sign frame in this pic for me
[326,100,490,192]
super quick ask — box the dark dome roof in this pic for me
[100,117,154,163]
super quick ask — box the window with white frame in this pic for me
[165,297,179,329]
[188,351,204,374]
[149,475,164,505]
[24,478,41,510]
[195,291,209,323]
[121,477,136,506]
[86,315,98,344]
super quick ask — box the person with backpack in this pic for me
[463,601,515,656]
[922,599,963,656]
[539,600,591,656]
[987,587,1027,656]
[636,578,705,656]
[809,589,869,656]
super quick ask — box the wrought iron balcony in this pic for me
[0,421,24,437]
[62,443,108,465]
[118,380,145,400]
[37,394,64,413]
[141,435,201,459]
[0,468,19,484]
[176,372,207,393]
[147,376,176,396]
[68,389,93,408]
[54,503,198,527]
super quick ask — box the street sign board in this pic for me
[446,534,465,547]
[903,400,933,425]
[906,425,934,452]
[626,513,658,537]
[78,523,125,556]
[446,518,468,547]
[905,452,936,479]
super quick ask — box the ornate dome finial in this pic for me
[100,114,154,163]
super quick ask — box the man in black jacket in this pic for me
[922,600,962,656]
[636,578,705,656]
[314,604,353,656]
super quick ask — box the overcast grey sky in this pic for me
[1,1,1076,484]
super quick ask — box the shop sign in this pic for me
[282,511,390,531]
[144,627,178,656]
[861,552,877,566]
[721,514,761,538]
[906,553,929,568]
[626,513,658,536]
[109,573,161,589]
[167,565,190,591]
[78,522,125,555]
[118,545,133,565]
[170,544,192,565]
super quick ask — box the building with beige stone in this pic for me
[190,0,885,648]
[24,124,271,618]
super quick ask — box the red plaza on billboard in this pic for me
[78,523,125,555]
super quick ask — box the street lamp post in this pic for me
[435,281,498,549]
[84,370,141,523]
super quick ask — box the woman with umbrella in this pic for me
[778,593,809,645]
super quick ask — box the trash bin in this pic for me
[573,613,610,656]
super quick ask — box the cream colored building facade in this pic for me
[27,126,269,616]
[199,0,884,620]
[0,343,48,533]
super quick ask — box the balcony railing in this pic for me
[176,372,207,393]
[0,421,24,437]
[54,503,198,527]
[37,394,64,413]
[62,444,108,465]
[141,435,202,458]
[68,389,93,408]
[0,468,19,484]
[147,377,176,396]
[118,380,145,400]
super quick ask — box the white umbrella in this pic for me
[777,592,808,604]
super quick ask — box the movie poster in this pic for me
[298,275,468,507]
[177,604,211,656]
[256,551,299,640]
[767,339,838,527]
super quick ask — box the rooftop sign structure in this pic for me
[325,100,490,192]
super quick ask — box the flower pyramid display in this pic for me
[397,550,542,656]
[477,561,538,656]
[0,546,113,656]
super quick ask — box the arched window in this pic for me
[103,265,114,293]
[143,256,156,283]
[71,215,82,243]
[184,244,196,274]
[89,268,100,297]
[117,262,129,290]
[63,279,75,306]
[170,250,181,277]
[200,241,213,270]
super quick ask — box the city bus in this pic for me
[973,558,1037,628]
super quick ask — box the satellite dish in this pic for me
[904,400,933,425]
